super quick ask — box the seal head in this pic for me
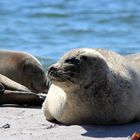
[22,56,47,93]
[0,51,48,93]
[47,48,109,91]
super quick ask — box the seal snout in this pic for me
[48,64,60,79]
[48,65,58,75]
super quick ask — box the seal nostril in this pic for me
[48,66,57,74]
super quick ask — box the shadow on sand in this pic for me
[81,122,140,138]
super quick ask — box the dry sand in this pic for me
[0,106,140,140]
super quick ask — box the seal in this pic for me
[0,50,47,93]
[42,48,140,125]
[0,74,45,106]
[0,50,48,106]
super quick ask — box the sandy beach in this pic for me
[0,106,140,140]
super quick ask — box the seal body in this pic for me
[42,48,140,125]
[0,50,47,93]
[0,50,48,106]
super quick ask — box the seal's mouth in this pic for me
[48,70,67,83]
[48,65,76,83]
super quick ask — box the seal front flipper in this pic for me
[0,74,45,106]
[0,90,45,106]
[0,74,30,92]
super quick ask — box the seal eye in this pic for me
[80,55,88,61]
[65,57,79,64]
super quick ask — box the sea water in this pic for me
[0,0,140,70]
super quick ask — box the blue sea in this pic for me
[0,0,140,70]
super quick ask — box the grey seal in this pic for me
[0,50,48,106]
[0,50,47,93]
[42,48,140,124]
